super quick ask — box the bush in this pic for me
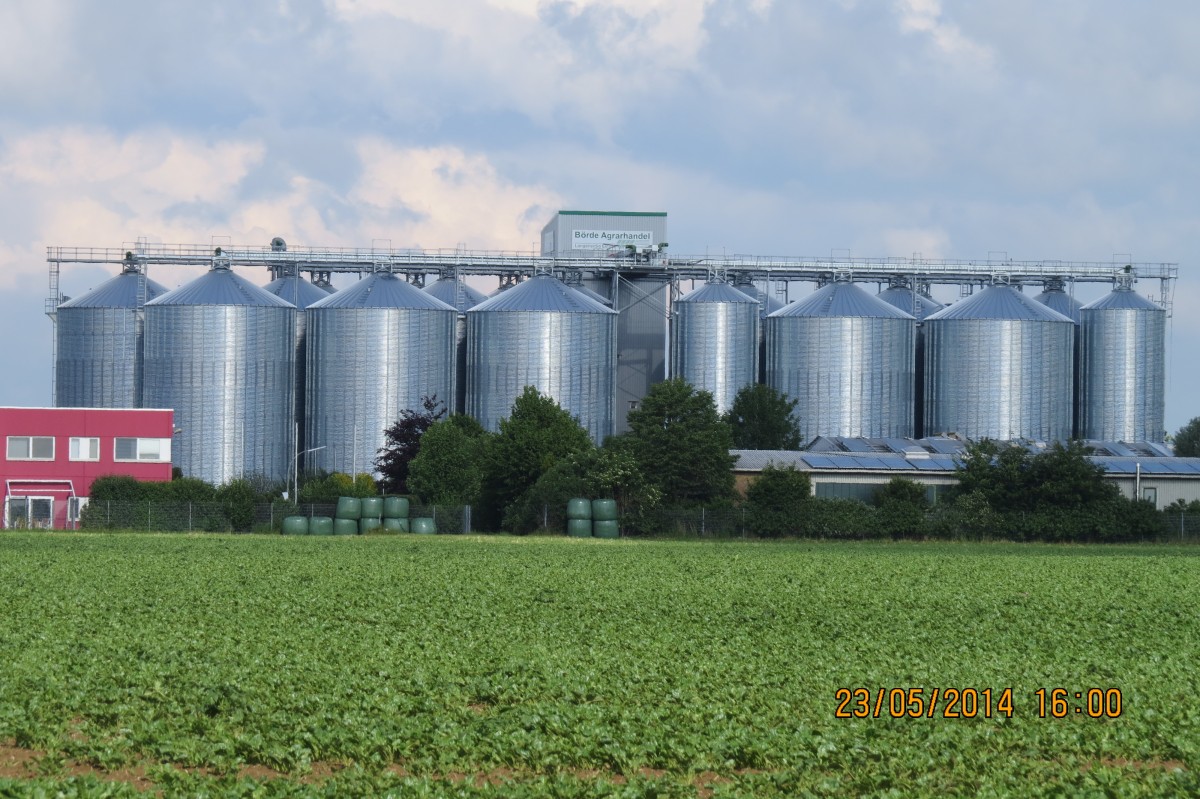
[874,477,928,539]
[800,498,881,539]
[744,465,811,537]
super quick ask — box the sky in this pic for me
[1,0,1196,434]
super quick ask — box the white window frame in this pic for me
[113,437,172,463]
[69,437,100,462]
[6,435,55,461]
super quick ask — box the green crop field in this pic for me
[0,534,1197,797]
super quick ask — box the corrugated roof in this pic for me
[424,277,488,312]
[1082,287,1165,312]
[310,272,457,311]
[1033,288,1083,322]
[676,282,759,304]
[468,274,616,314]
[263,275,331,309]
[769,281,915,319]
[926,285,1073,322]
[58,270,168,308]
[147,267,295,308]
[876,287,942,320]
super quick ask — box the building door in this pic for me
[3,496,54,529]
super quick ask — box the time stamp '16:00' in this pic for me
[834,688,1123,719]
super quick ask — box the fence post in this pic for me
[189,503,193,532]
[701,507,706,537]
[464,505,471,534]
[543,505,548,529]
[147,501,152,532]
[106,500,110,528]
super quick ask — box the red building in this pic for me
[1,407,174,529]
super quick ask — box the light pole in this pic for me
[292,445,326,503]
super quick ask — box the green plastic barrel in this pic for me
[333,518,359,536]
[593,520,619,539]
[566,498,592,520]
[360,497,383,519]
[360,517,382,535]
[335,496,361,520]
[591,499,618,522]
[381,517,407,533]
[383,496,410,519]
[567,518,592,538]
[282,516,309,535]
[411,517,436,535]
[309,517,334,536]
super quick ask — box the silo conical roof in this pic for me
[1033,287,1083,323]
[876,287,942,320]
[147,267,296,308]
[770,281,915,319]
[677,281,760,305]
[1082,286,1164,311]
[469,274,616,314]
[424,277,488,312]
[58,270,168,308]
[264,275,331,309]
[734,284,786,318]
[926,284,1072,322]
[310,271,457,310]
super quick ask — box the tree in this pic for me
[722,384,802,450]
[479,387,594,529]
[375,395,446,494]
[1174,417,1200,457]
[408,416,489,505]
[744,464,811,537]
[504,444,661,533]
[625,378,735,506]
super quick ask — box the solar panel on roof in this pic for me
[877,456,915,470]
[929,455,961,470]
[884,437,922,453]
[841,439,875,453]
[925,439,963,454]
[802,455,838,468]
[911,459,948,471]
[1138,460,1171,474]
[1106,443,1137,457]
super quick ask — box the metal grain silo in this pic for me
[466,274,617,443]
[877,281,943,436]
[766,280,916,438]
[143,265,296,484]
[924,284,1074,442]
[306,270,458,476]
[671,281,759,414]
[1033,279,1083,323]
[425,275,487,415]
[1079,278,1166,442]
[55,266,168,408]
[263,273,330,460]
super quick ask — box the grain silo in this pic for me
[55,266,168,408]
[924,283,1074,442]
[424,275,487,414]
[306,270,457,476]
[1078,276,1166,442]
[1033,278,1083,323]
[766,279,916,438]
[263,272,330,459]
[143,264,296,484]
[671,281,760,414]
[733,277,785,381]
[877,280,943,436]
[466,273,617,443]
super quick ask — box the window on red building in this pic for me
[6,436,55,461]
[69,437,100,461]
[114,437,171,463]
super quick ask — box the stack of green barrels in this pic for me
[382,496,410,532]
[565,498,619,538]
[282,512,335,535]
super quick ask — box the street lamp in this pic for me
[292,445,326,503]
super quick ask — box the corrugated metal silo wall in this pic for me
[56,306,143,408]
[671,300,759,415]
[766,316,915,438]
[143,305,296,484]
[306,307,457,476]
[1079,308,1166,441]
[466,310,617,443]
[924,318,1074,441]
